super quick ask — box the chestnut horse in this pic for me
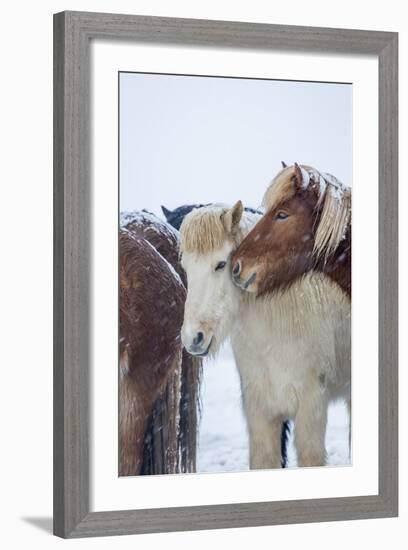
[231,163,351,298]
[180,203,350,468]
[119,212,201,476]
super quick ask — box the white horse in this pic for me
[180,201,351,468]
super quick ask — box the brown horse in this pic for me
[119,212,201,476]
[231,163,351,298]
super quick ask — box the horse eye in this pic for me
[215,261,227,271]
[275,211,289,220]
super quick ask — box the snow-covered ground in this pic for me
[197,343,350,473]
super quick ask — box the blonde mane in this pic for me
[263,164,351,260]
[180,206,229,254]
[180,204,259,255]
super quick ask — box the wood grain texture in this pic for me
[378,34,398,513]
[53,11,398,538]
[53,11,90,537]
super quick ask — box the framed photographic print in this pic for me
[53,11,398,538]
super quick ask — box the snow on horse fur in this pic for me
[121,210,185,284]
[231,163,351,298]
[119,212,201,475]
[180,202,350,468]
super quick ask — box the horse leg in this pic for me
[280,420,291,468]
[244,403,283,469]
[178,351,201,473]
[119,375,147,476]
[294,385,328,467]
[142,354,181,475]
[119,411,146,476]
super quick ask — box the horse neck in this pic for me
[231,275,315,361]
[238,271,349,346]
[220,279,250,340]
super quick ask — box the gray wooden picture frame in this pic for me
[54,10,398,538]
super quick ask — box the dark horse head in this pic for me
[161,204,209,230]
[162,204,262,231]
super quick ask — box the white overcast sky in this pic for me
[120,72,352,217]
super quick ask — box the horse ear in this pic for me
[293,162,309,190]
[281,160,287,168]
[223,200,243,233]
[161,205,172,218]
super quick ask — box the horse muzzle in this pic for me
[182,328,213,356]
[232,267,257,292]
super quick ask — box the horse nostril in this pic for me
[193,331,204,346]
[232,260,241,276]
